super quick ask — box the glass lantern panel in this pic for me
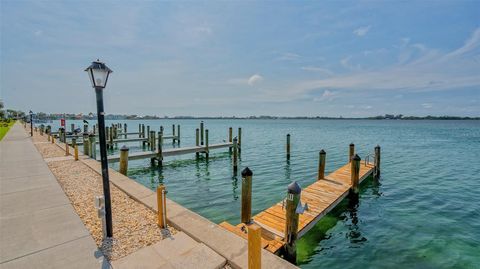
[88,69,95,88]
[92,68,109,88]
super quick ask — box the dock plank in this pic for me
[247,158,375,253]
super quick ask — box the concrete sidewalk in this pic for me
[0,123,109,269]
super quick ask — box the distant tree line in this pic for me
[0,104,478,121]
[0,100,25,120]
[366,114,479,120]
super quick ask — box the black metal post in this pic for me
[95,87,113,237]
[30,113,33,137]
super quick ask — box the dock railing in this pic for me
[364,153,375,166]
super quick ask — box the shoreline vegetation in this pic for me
[0,119,15,141]
[28,113,479,121]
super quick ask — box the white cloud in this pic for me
[277,52,301,61]
[363,48,388,56]
[322,90,335,98]
[248,74,263,86]
[446,27,480,57]
[313,90,337,102]
[301,66,334,76]
[353,25,371,37]
[227,74,264,86]
[288,28,480,95]
[34,30,43,37]
[422,103,433,109]
[340,56,361,70]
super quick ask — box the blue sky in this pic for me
[1,1,479,117]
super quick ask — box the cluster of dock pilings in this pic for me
[240,136,382,262]
[49,122,182,160]
[47,120,241,175]
[144,121,241,171]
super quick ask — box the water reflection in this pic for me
[285,159,292,181]
[297,176,377,265]
[231,175,239,200]
[346,194,367,245]
[297,200,349,265]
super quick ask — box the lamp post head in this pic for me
[85,59,113,89]
[29,110,33,115]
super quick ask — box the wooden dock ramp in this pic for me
[220,159,375,254]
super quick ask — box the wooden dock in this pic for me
[220,160,375,254]
[106,142,233,162]
[75,137,148,145]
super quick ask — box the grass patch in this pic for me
[0,120,16,141]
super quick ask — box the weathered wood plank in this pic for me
[246,158,375,254]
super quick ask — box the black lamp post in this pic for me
[29,110,33,137]
[85,59,113,237]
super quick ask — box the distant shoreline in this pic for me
[31,115,480,121]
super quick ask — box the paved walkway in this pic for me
[0,123,109,269]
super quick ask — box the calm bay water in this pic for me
[48,119,480,268]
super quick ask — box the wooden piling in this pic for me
[177,125,181,144]
[284,181,301,264]
[286,134,291,159]
[241,167,253,224]
[200,121,204,145]
[229,127,233,153]
[233,137,238,173]
[71,123,75,133]
[205,129,209,159]
[147,125,151,142]
[157,184,167,228]
[150,131,156,151]
[374,145,381,179]
[124,123,127,134]
[72,137,77,157]
[195,128,200,159]
[157,132,163,167]
[349,143,355,162]
[83,124,88,133]
[89,134,96,159]
[172,124,176,143]
[138,124,142,137]
[317,149,326,180]
[248,224,262,269]
[59,128,64,142]
[109,127,114,149]
[106,127,110,145]
[119,146,129,175]
[83,133,89,156]
[142,124,145,138]
[74,145,79,161]
[65,141,70,156]
[48,133,51,142]
[351,154,361,194]
[238,127,242,153]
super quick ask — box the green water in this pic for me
[51,119,480,268]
